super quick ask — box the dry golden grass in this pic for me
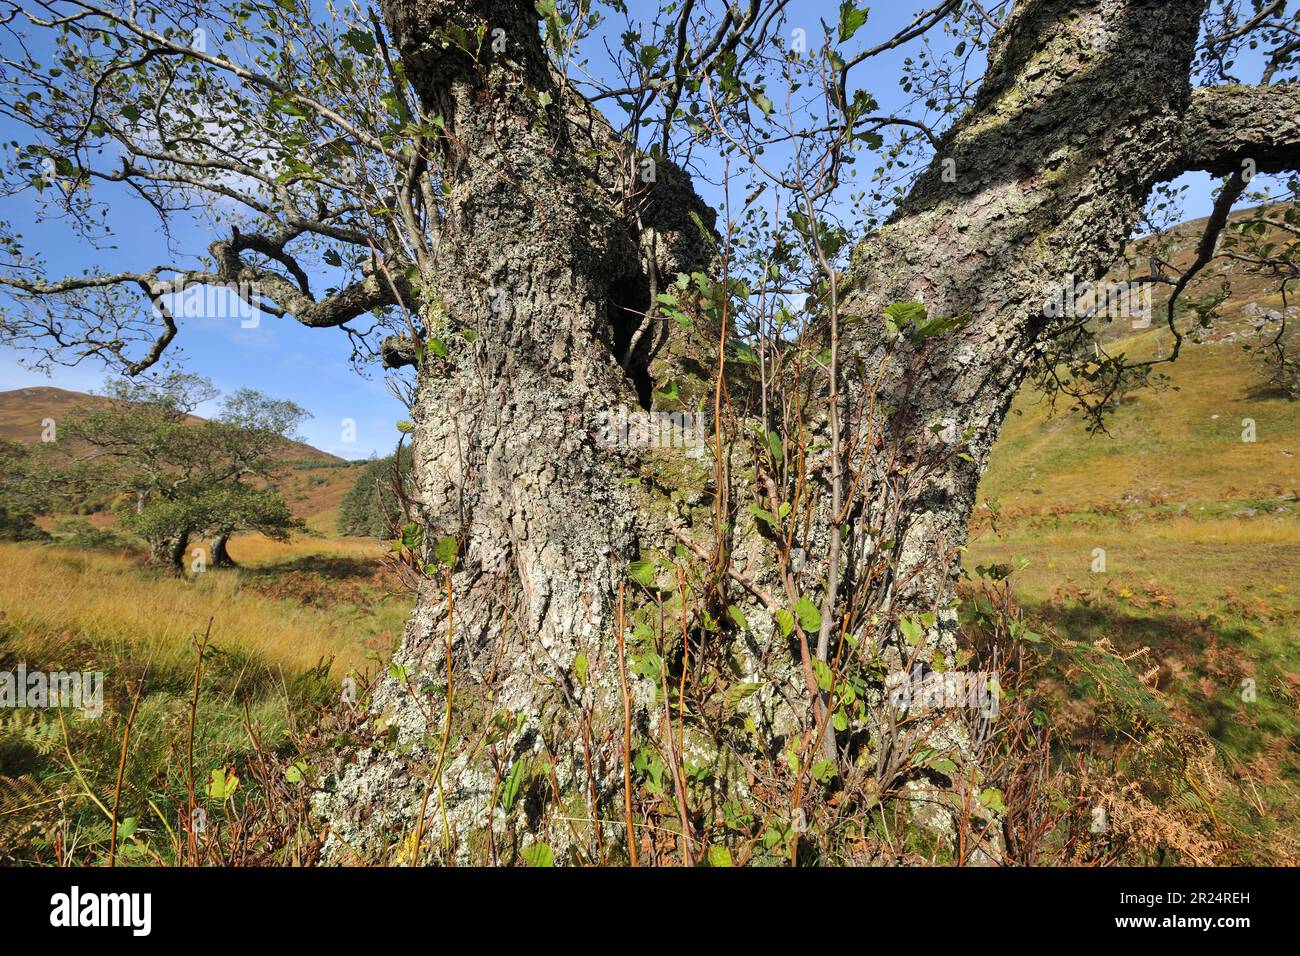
[303,506,342,535]
[969,516,1299,607]
[0,541,391,678]
[215,531,385,565]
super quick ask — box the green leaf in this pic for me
[774,609,794,638]
[838,2,869,43]
[728,339,758,365]
[913,312,969,340]
[899,616,924,647]
[628,559,656,587]
[433,534,459,567]
[270,95,308,118]
[501,759,526,811]
[400,522,423,552]
[749,503,776,527]
[521,842,554,867]
[341,28,376,55]
[205,767,239,801]
[725,681,762,709]
[811,759,837,783]
[632,651,663,682]
[883,300,927,331]
[725,605,748,630]
[979,787,1007,814]
[794,597,821,633]
[813,658,834,692]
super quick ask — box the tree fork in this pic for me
[313,0,1300,863]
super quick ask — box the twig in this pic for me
[616,582,638,867]
[109,665,148,867]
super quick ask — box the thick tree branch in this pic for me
[1175,83,1300,175]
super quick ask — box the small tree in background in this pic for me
[199,388,312,566]
[336,446,414,539]
[58,376,309,569]
[58,375,212,564]
[0,438,54,540]
[200,485,305,568]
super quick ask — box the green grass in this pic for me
[981,307,1300,509]
[0,538,411,864]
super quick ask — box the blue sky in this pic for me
[0,175,407,458]
[0,1,1269,457]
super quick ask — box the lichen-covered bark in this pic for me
[1177,84,1300,176]
[316,0,716,862]
[836,0,1243,656]
[146,527,189,572]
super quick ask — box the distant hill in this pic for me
[979,202,1300,514]
[0,385,362,526]
[0,385,342,462]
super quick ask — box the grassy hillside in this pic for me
[979,319,1298,509]
[969,274,1300,861]
[0,385,338,458]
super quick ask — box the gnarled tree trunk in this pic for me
[146,527,190,573]
[840,0,1210,656]
[317,0,717,863]
[839,0,1300,657]
[209,532,235,569]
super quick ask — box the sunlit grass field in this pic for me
[980,309,1300,509]
[969,310,1300,859]
[0,529,412,864]
[0,538,402,680]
